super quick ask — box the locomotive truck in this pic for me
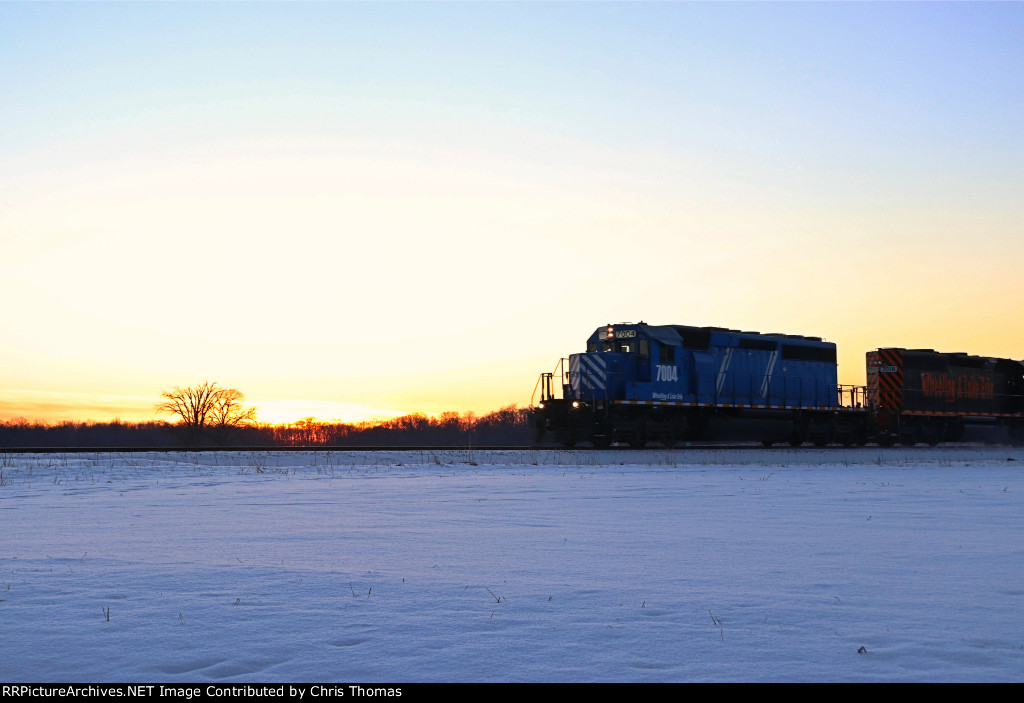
[532,322,1024,447]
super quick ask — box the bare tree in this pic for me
[157,382,255,446]
[209,387,257,445]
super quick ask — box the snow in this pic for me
[2,447,1023,682]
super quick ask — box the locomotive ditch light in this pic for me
[572,401,581,408]
[538,402,545,409]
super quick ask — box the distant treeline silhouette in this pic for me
[0,406,531,448]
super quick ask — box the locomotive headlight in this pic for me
[572,401,581,409]
[606,326,615,339]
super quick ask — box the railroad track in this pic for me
[0,442,993,454]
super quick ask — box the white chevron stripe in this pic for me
[716,347,734,397]
[761,350,778,398]
[579,354,606,391]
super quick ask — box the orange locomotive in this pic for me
[866,348,1024,446]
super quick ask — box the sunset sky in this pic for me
[2,2,1022,425]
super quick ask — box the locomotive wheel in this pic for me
[591,435,612,449]
[878,435,896,448]
[1012,424,1024,447]
[557,429,578,448]
[789,438,803,448]
[628,428,648,449]
[761,440,774,448]
[900,421,920,447]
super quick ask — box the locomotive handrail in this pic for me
[531,358,568,406]
[530,374,545,407]
[839,384,866,409]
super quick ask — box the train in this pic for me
[531,322,1024,447]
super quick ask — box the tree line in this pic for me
[0,409,530,448]
[0,382,531,448]
[267,405,530,447]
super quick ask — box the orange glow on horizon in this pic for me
[0,390,522,427]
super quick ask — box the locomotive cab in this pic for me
[570,324,646,404]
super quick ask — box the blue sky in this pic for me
[2,2,1022,423]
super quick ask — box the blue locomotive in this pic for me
[533,322,861,447]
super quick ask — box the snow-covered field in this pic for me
[2,447,1023,682]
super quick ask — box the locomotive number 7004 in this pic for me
[656,364,679,382]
